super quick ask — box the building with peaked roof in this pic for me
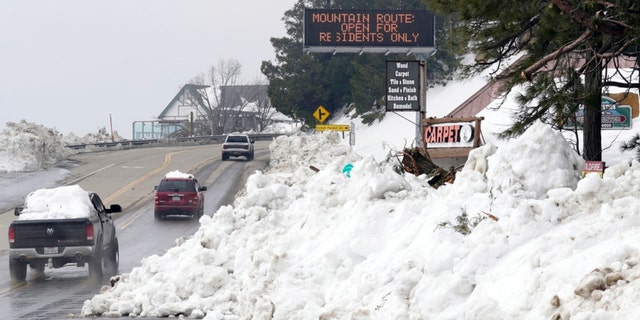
[132,83,291,140]
[132,84,210,140]
[219,85,267,110]
[218,85,270,133]
[157,84,210,121]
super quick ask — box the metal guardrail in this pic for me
[65,133,283,150]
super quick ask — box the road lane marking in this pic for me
[117,206,148,230]
[0,281,27,297]
[103,151,180,205]
[112,151,193,230]
[109,152,180,230]
[65,164,117,185]
[116,152,219,230]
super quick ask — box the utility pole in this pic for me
[109,114,115,142]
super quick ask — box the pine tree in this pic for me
[423,0,640,161]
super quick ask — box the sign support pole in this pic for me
[414,54,428,148]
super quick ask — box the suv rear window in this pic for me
[157,179,196,192]
[226,135,248,143]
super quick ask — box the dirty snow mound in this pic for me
[0,121,75,172]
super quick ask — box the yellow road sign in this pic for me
[316,124,350,131]
[313,105,330,123]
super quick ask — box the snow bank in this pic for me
[0,121,74,172]
[485,121,585,199]
[0,121,130,173]
[82,124,640,319]
[63,126,125,145]
[17,185,95,220]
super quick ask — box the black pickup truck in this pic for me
[8,185,121,281]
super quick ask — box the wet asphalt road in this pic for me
[0,143,269,319]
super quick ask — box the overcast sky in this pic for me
[0,0,294,138]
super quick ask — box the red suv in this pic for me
[154,172,207,220]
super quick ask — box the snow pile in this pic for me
[484,121,584,199]
[17,185,95,220]
[80,122,640,319]
[0,120,75,172]
[63,126,125,145]
[0,121,132,173]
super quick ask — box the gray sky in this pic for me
[0,0,294,138]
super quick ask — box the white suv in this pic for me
[221,134,254,161]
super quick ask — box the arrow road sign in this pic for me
[313,105,330,123]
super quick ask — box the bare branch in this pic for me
[522,30,592,81]
[596,40,635,59]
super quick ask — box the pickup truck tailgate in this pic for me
[10,218,93,248]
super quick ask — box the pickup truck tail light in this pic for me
[86,224,94,241]
[8,226,15,244]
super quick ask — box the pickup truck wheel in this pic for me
[104,238,119,275]
[10,259,27,282]
[89,245,104,279]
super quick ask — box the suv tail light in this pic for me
[8,226,15,244]
[186,193,199,204]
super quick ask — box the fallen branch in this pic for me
[483,212,500,221]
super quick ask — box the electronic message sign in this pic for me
[304,9,435,54]
[386,60,422,112]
